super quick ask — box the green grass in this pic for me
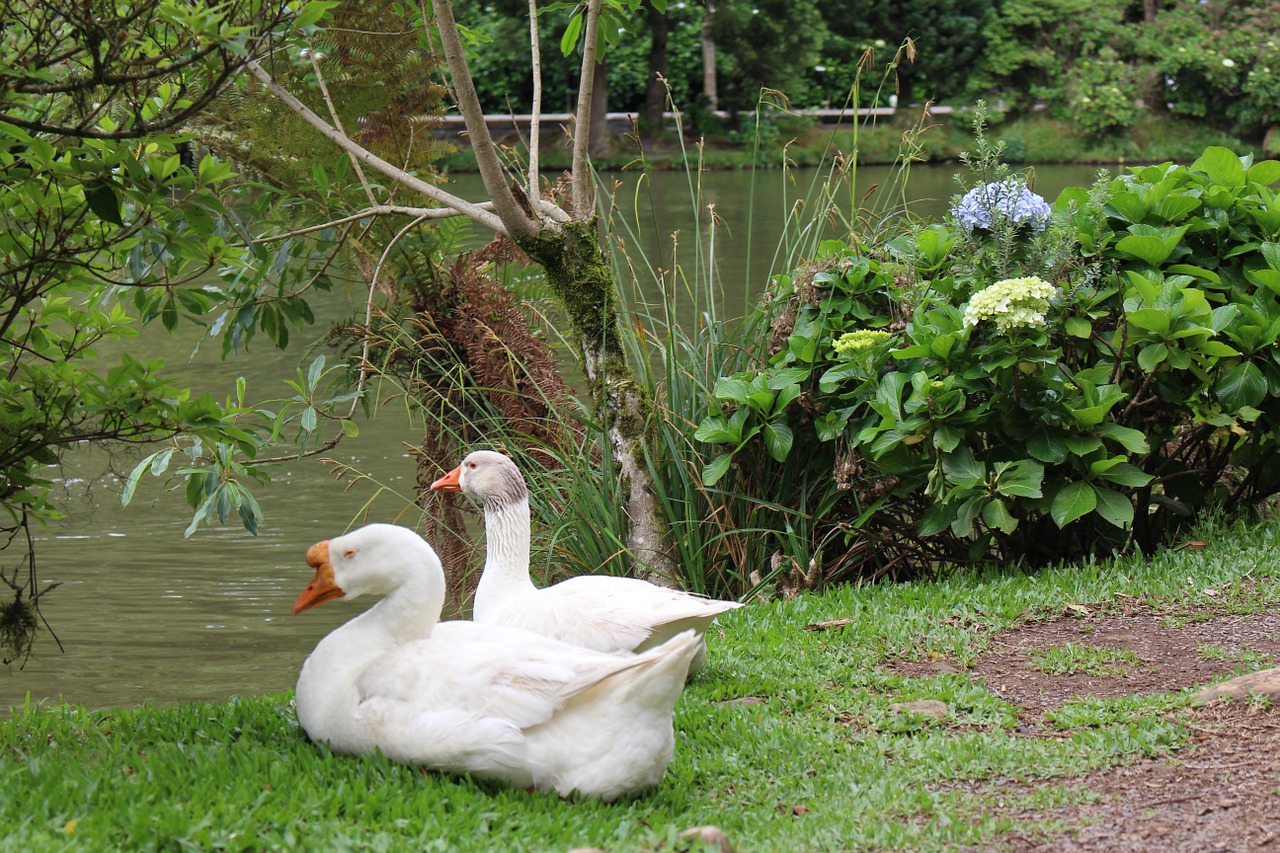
[1028,644,1144,677]
[4,514,1279,851]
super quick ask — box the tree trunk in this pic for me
[701,3,718,111]
[511,219,679,586]
[643,2,668,134]
[588,59,609,158]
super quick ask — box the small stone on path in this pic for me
[678,825,733,853]
[1193,666,1280,704]
[889,699,949,719]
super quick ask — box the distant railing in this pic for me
[430,105,952,139]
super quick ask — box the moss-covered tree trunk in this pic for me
[513,220,679,586]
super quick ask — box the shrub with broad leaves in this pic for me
[696,146,1280,575]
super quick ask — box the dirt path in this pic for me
[900,610,1280,851]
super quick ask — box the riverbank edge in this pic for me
[438,112,1272,174]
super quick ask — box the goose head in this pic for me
[293,523,443,614]
[430,450,528,509]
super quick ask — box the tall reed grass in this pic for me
[338,53,930,604]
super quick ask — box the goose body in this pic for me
[292,523,698,801]
[430,451,742,673]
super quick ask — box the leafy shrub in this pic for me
[695,144,1280,576]
[1142,1,1280,137]
[1058,48,1142,139]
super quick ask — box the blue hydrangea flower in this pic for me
[951,179,1051,232]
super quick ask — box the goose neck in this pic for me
[481,497,536,589]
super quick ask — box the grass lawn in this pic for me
[3,515,1278,851]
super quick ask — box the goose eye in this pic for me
[344,549,356,559]
[468,461,477,469]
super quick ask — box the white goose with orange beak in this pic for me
[431,451,742,675]
[292,523,699,801]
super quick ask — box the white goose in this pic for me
[291,523,699,801]
[430,451,742,674]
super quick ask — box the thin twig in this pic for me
[248,203,488,245]
[308,48,379,210]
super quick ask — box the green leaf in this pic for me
[982,498,1019,534]
[1127,308,1171,335]
[694,415,735,444]
[768,367,810,388]
[1191,146,1246,189]
[763,421,794,462]
[1115,234,1179,266]
[1152,194,1201,222]
[951,495,985,538]
[295,1,339,28]
[306,355,325,392]
[1064,316,1092,339]
[996,460,1044,498]
[773,383,802,414]
[300,406,318,433]
[559,11,584,56]
[1137,342,1168,372]
[701,453,733,486]
[341,419,359,438]
[1216,361,1267,411]
[1064,435,1103,457]
[85,179,123,226]
[1027,430,1067,464]
[714,376,751,403]
[932,425,963,452]
[1198,340,1240,358]
[1247,160,1280,186]
[1096,463,1154,487]
[941,446,983,488]
[917,503,953,537]
[1051,482,1097,528]
[121,452,159,507]
[1095,423,1150,455]
[1093,487,1135,529]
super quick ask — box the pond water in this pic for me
[1,162,1105,714]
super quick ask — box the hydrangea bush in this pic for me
[696,146,1280,575]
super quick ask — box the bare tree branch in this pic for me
[249,204,486,244]
[244,58,508,234]
[428,0,542,237]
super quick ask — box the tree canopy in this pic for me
[0,0,337,661]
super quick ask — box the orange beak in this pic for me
[430,465,462,492]
[293,540,344,614]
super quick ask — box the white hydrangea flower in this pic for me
[962,276,1059,332]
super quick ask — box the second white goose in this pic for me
[430,450,742,674]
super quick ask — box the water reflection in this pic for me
[2,163,1107,714]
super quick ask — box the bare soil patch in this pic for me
[974,702,1280,852]
[896,611,1280,851]
[968,611,1280,715]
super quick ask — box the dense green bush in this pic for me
[1142,1,1280,137]
[695,144,1280,575]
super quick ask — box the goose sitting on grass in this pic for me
[430,450,742,675]
[292,523,700,802]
